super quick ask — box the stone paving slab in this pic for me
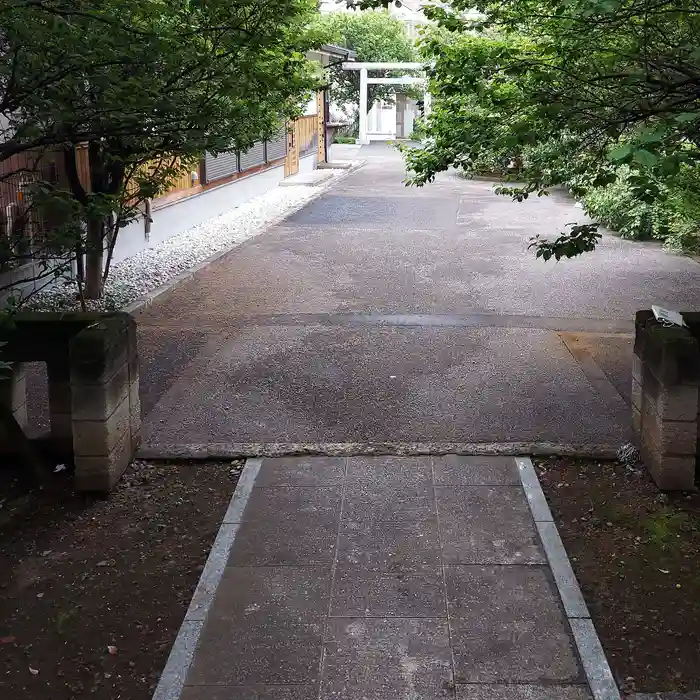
[446,565,582,684]
[342,484,436,520]
[321,617,453,700]
[329,566,446,618]
[242,486,343,520]
[433,454,522,485]
[337,518,442,571]
[630,695,700,700]
[436,487,545,564]
[229,515,339,566]
[457,687,592,700]
[181,687,319,700]
[171,455,608,700]
[255,455,346,486]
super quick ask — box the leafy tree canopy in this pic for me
[1,0,320,160]
[354,0,700,258]
[0,0,321,298]
[314,9,417,113]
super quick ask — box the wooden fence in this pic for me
[0,146,90,270]
[0,113,312,269]
[296,115,318,157]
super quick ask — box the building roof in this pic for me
[319,44,357,60]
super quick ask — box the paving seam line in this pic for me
[150,457,262,700]
[123,160,366,316]
[516,457,621,700]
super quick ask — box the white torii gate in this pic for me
[341,61,431,145]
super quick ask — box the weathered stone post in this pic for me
[633,310,700,490]
[70,314,141,491]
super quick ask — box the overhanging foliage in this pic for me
[0,0,321,299]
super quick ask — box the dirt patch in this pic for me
[0,458,242,700]
[536,457,700,696]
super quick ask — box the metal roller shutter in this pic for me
[204,151,238,183]
[265,131,287,162]
[238,141,266,172]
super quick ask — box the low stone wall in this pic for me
[0,312,141,491]
[633,310,700,490]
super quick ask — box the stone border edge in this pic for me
[123,160,366,316]
[137,441,621,461]
[516,457,621,700]
[151,457,262,700]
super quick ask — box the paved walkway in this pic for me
[136,143,700,454]
[161,455,611,700]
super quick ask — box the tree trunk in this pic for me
[84,217,105,299]
[64,141,125,299]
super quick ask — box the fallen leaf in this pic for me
[660,569,670,574]
[0,636,16,644]
[107,645,118,656]
[29,667,39,676]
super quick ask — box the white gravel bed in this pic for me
[27,181,329,312]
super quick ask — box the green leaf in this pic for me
[632,149,658,168]
[608,143,633,163]
[637,127,665,144]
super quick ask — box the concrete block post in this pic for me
[69,314,141,492]
[357,68,369,145]
[633,311,700,490]
[0,362,28,437]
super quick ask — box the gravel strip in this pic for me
[27,181,332,312]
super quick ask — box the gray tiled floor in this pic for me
[181,456,593,700]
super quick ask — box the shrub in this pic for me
[582,167,700,253]
[582,171,663,242]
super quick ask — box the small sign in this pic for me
[652,305,686,328]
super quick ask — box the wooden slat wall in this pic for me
[160,161,199,195]
[296,115,317,156]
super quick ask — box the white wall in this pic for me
[112,165,285,264]
[303,95,318,116]
[368,100,397,140]
[299,152,318,174]
[404,98,416,137]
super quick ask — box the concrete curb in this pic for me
[516,457,621,700]
[123,160,366,316]
[137,441,621,461]
[151,457,262,700]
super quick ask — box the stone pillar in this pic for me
[46,355,73,453]
[69,314,141,492]
[633,311,700,490]
[0,362,28,438]
[357,68,369,145]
